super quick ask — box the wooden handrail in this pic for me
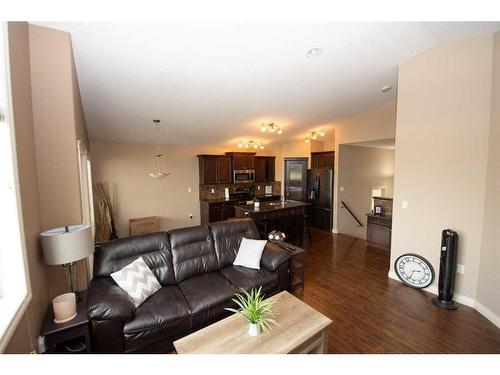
[340,201,364,227]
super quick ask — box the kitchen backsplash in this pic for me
[373,197,393,216]
[200,181,281,200]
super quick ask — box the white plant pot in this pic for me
[248,323,261,337]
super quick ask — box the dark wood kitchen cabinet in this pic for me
[226,152,255,170]
[366,214,392,251]
[311,151,334,169]
[200,200,236,224]
[254,156,276,182]
[197,155,232,184]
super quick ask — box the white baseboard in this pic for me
[388,271,500,327]
[387,271,474,307]
[474,301,500,328]
[331,227,338,234]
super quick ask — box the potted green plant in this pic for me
[225,287,278,337]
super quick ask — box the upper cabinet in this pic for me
[226,152,255,170]
[197,155,232,184]
[311,151,335,169]
[198,152,276,185]
[255,156,276,182]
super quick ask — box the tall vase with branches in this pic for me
[94,181,118,242]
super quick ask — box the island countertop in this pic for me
[234,200,311,213]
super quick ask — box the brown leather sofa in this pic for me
[87,218,291,353]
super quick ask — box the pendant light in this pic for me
[149,119,170,179]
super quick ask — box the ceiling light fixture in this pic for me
[381,85,392,93]
[260,122,282,134]
[149,119,170,179]
[304,130,325,143]
[306,48,322,59]
[238,140,264,150]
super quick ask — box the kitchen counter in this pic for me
[366,213,392,220]
[234,200,310,245]
[234,200,310,213]
[201,198,238,204]
[254,194,281,201]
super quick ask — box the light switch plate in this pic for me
[188,187,192,193]
[340,186,344,192]
[401,200,408,209]
[457,264,465,274]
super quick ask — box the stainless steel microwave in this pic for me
[233,169,255,183]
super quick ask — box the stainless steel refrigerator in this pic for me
[306,169,333,231]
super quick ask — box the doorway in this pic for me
[284,157,308,201]
[336,139,395,249]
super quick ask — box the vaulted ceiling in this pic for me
[35,22,500,147]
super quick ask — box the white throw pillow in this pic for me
[111,256,162,307]
[233,237,267,270]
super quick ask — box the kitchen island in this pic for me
[234,200,311,245]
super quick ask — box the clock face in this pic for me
[394,254,434,289]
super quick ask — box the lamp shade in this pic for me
[41,224,93,265]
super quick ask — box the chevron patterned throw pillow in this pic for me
[111,256,162,307]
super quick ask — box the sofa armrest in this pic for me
[260,242,290,271]
[88,277,135,322]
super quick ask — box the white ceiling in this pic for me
[34,22,500,147]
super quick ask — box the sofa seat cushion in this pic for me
[220,265,278,294]
[123,286,190,352]
[178,272,238,329]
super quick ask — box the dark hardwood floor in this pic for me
[299,229,500,353]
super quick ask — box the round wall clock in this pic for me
[394,253,434,289]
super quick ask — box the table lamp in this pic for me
[41,224,93,303]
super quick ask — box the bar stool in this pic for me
[254,216,269,240]
[303,213,312,244]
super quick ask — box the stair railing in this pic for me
[340,201,364,227]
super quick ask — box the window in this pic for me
[77,140,95,279]
[0,22,31,351]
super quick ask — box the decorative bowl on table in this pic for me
[268,230,286,243]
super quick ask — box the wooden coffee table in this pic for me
[174,291,332,354]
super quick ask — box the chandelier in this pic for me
[304,130,325,143]
[149,119,170,179]
[238,140,264,149]
[260,122,282,134]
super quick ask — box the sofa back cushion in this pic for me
[93,232,176,286]
[209,218,260,268]
[168,225,218,283]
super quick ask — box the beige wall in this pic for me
[4,22,47,354]
[476,31,500,322]
[5,23,90,352]
[90,142,283,236]
[390,36,493,303]
[28,24,89,300]
[332,99,397,231]
[337,145,395,239]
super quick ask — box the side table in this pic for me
[39,291,91,353]
[275,242,305,295]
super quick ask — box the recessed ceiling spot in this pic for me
[306,48,322,59]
